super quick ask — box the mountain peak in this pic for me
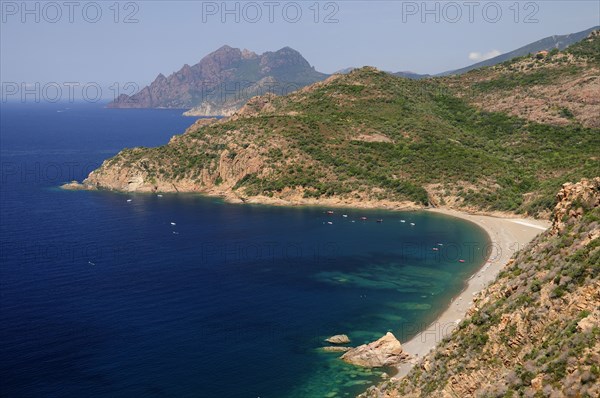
[215,44,235,52]
[241,49,258,59]
[108,45,328,111]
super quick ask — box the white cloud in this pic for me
[468,50,502,62]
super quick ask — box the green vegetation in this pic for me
[97,34,600,217]
[379,190,599,397]
[566,33,600,63]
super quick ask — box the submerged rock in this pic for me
[320,346,351,353]
[341,332,411,367]
[326,334,351,344]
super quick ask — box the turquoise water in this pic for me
[0,103,490,397]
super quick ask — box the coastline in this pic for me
[394,208,550,378]
[62,182,551,377]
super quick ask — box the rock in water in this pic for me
[320,346,351,353]
[326,334,351,344]
[341,332,410,367]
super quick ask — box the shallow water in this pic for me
[0,103,489,397]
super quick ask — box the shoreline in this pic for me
[394,208,550,378]
[61,182,551,378]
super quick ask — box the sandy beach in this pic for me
[395,208,550,378]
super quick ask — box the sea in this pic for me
[0,102,489,398]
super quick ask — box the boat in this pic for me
[400,220,406,223]
[127,199,132,203]
[360,217,367,221]
[327,211,334,215]
[410,222,415,226]
[342,214,348,218]
[376,219,383,223]
[459,259,466,263]
[327,221,333,225]
[432,248,439,251]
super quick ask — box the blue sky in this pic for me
[1,0,599,94]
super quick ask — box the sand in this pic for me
[395,208,550,378]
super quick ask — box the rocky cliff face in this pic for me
[359,178,600,397]
[72,47,599,216]
[341,332,411,368]
[80,116,265,203]
[108,45,328,114]
[551,178,600,235]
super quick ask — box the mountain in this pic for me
[441,30,600,129]
[360,177,600,397]
[339,68,429,80]
[440,25,599,76]
[334,67,358,75]
[69,32,600,218]
[342,27,597,81]
[107,46,328,115]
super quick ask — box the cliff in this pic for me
[359,178,600,397]
[74,33,599,217]
[107,46,328,115]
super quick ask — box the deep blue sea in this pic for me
[0,103,489,398]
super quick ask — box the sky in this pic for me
[1,0,599,99]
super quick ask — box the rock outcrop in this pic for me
[341,332,411,367]
[358,179,600,397]
[320,346,351,353]
[108,45,328,115]
[69,35,599,218]
[325,334,351,344]
[551,177,600,235]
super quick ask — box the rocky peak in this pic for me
[551,177,600,235]
[241,49,258,59]
[108,44,327,111]
[199,46,243,71]
[259,46,311,73]
[233,92,278,117]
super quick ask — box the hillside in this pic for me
[440,26,599,76]
[359,178,600,397]
[107,46,328,115]
[73,34,600,217]
[441,30,600,129]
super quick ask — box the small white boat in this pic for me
[172,231,179,235]
[127,199,132,203]
[88,261,95,265]
[342,215,348,218]
[438,243,443,246]
[400,220,406,223]
[410,223,415,226]
[170,222,176,226]
[157,194,163,198]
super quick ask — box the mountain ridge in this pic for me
[107,45,328,111]
[107,26,598,116]
[439,25,599,76]
[68,32,600,219]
